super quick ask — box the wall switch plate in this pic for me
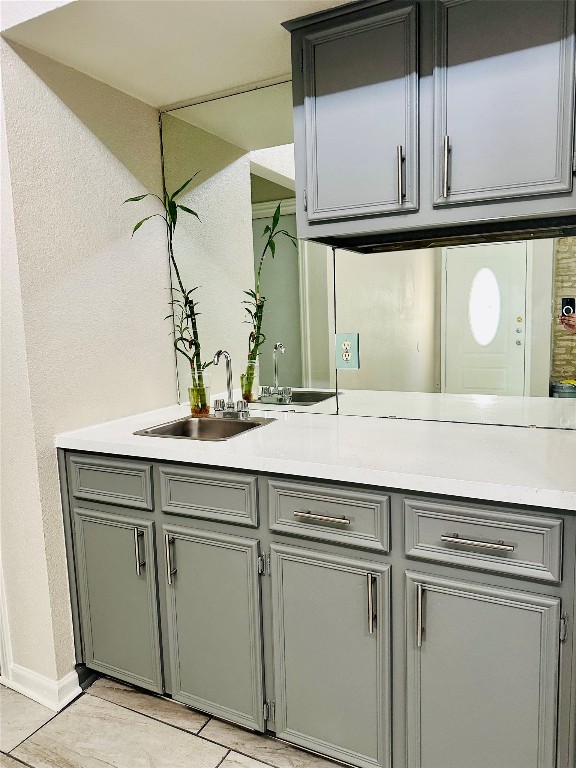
[335,333,360,369]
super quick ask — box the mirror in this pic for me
[161,83,575,429]
[161,83,336,414]
[336,239,576,428]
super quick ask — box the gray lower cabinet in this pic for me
[405,571,561,768]
[73,507,163,692]
[271,544,392,768]
[163,525,265,731]
[63,455,574,768]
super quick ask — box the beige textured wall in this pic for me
[1,41,176,682]
[552,238,576,381]
[162,114,256,400]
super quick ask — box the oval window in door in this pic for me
[468,268,500,346]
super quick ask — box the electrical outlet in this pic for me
[335,333,360,369]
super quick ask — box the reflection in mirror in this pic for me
[160,81,574,429]
[335,238,576,429]
[161,83,334,414]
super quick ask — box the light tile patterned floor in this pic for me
[0,679,340,768]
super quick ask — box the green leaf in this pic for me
[263,225,271,235]
[272,202,281,232]
[178,205,201,220]
[167,198,178,225]
[132,216,155,235]
[171,172,200,200]
[269,239,276,258]
[123,194,149,203]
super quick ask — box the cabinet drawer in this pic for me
[268,479,390,552]
[159,466,258,527]
[404,499,563,583]
[69,455,153,511]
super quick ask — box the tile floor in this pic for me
[0,678,339,768]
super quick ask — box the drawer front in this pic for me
[404,499,563,582]
[70,455,153,511]
[268,479,390,552]
[159,466,258,527]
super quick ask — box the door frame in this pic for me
[440,241,553,396]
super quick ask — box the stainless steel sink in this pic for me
[134,415,274,441]
[288,390,338,405]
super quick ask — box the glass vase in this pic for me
[240,358,260,403]
[188,369,211,417]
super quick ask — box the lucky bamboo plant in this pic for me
[125,176,212,415]
[241,202,297,400]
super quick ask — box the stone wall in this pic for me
[551,237,576,380]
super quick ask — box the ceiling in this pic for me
[2,0,353,109]
[169,81,293,150]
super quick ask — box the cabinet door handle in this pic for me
[293,510,351,525]
[367,573,376,634]
[133,528,145,576]
[397,145,405,206]
[416,583,424,647]
[442,134,451,198]
[440,534,515,552]
[165,534,177,585]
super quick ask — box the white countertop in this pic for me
[55,404,576,511]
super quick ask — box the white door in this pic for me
[442,242,527,395]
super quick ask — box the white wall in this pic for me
[335,248,441,393]
[1,41,176,706]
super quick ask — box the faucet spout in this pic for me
[273,342,286,390]
[213,350,234,407]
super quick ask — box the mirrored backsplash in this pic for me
[160,83,576,430]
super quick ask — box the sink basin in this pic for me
[287,390,338,405]
[134,415,274,441]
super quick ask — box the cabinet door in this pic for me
[163,526,265,731]
[302,1,418,221]
[434,0,575,206]
[74,508,162,692]
[271,545,391,768]
[406,572,561,768]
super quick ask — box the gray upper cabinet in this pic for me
[406,571,561,768]
[434,0,576,207]
[163,525,265,731]
[74,507,163,692]
[300,1,418,222]
[271,544,392,768]
[285,0,576,247]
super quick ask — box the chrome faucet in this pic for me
[261,342,292,405]
[273,342,285,390]
[213,350,234,408]
[213,350,249,418]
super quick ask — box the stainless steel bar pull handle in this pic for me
[293,510,351,526]
[440,534,515,552]
[165,534,177,585]
[397,145,405,206]
[367,573,376,634]
[416,583,424,647]
[133,528,145,576]
[442,135,450,198]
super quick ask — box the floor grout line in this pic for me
[5,679,344,768]
[2,703,62,755]
[85,690,211,738]
[1,750,38,768]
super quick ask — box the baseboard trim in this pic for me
[0,664,82,711]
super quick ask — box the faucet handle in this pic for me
[214,399,225,412]
[237,399,249,413]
